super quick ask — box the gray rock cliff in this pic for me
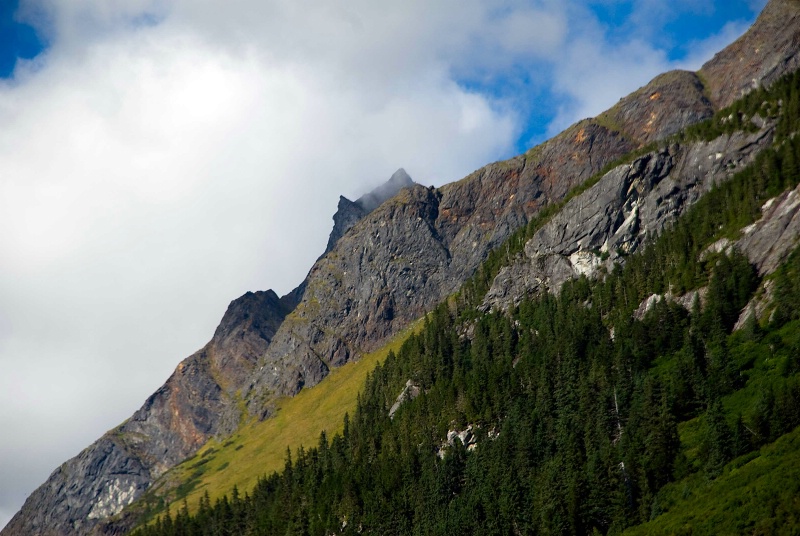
[737,184,800,275]
[483,127,775,311]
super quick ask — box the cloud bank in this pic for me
[0,0,762,528]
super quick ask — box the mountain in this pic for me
[128,63,800,535]
[4,1,800,534]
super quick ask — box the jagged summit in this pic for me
[355,168,414,212]
[324,168,416,254]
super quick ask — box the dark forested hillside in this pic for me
[132,70,800,536]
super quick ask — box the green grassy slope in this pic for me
[133,319,423,520]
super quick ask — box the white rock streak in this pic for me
[87,479,138,520]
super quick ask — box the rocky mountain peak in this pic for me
[324,168,416,254]
[355,167,414,212]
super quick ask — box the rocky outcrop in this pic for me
[731,185,800,329]
[356,168,415,213]
[599,70,714,144]
[632,289,707,321]
[438,425,479,458]
[324,168,415,254]
[0,436,149,536]
[700,0,800,109]
[325,197,367,256]
[737,184,800,275]
[632,182,800,329]
[483,127,775,311]
[734,280,776,330]
[389,380,421,419]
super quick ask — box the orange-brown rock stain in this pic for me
[166,375,207,450]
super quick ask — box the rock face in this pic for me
[0,436,150,536]
[483,127,775,311]
[244,120,636,416]
[325,197,367,256]
[732,185,800,328]
[599,70,714,144]
[700,0,800,109]
[737,184,800,275]
[6,2,800,534]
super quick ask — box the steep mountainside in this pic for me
[129,64,800,536]
[1,173,411,536]
[4,1,800,535]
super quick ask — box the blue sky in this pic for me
[0,0,42,77]
[0,0,769,530]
